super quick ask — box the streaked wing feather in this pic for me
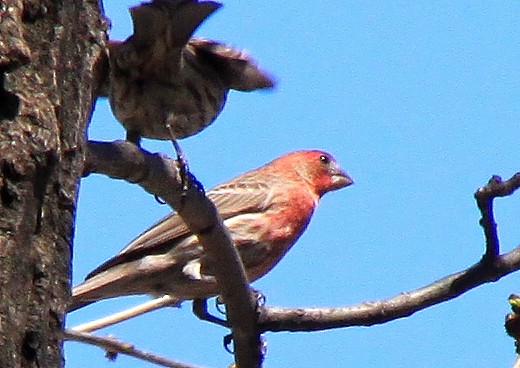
[189,38,275,91]
[189,38,250,62]
[123,180,272,255]
[85,180,272,279]
[207,181,273,219]
[119,214,190,255]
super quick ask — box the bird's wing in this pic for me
[189,38,276,91]
[85,180,273,279]
[207,180,274,218]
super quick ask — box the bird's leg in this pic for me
[125,129,142,147]
[192,298,229,327]
[193,291,264,327]
[165,123,189,194]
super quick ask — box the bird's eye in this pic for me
[319,155,330,165]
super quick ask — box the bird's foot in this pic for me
[171,138,190,194]
[165,124,190,196]
[192,298,229,327]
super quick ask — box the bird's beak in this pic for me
[330,163,354,190]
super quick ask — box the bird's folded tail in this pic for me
[67,269,132,312]
[67,298,95,313]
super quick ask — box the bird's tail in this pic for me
[67,297,96,313]
[67,269,134,312]
[130,0,222,49]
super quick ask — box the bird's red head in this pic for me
[272,150,354,197]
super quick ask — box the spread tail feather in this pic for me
[130,0,222,48]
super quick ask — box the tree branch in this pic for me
[84,140,262,367]
[63,330,203,368]
[257,173,520,332]
[475,173,520,260]
[258,246,520,331]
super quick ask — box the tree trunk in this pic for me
[0,1,106,366]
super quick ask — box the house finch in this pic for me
[104,0,275,147]
[70,150,353,311]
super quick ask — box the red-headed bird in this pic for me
[70,150,353,311]
[103,0,275,146]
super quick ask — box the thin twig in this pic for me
[257,243,520,333]
[63,329,204,368]
[474,173,520,260]
[71,295,181,332]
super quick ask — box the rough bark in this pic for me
[0,1,106,367]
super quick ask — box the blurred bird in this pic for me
[70,150,353,311]
[102,0,275,153]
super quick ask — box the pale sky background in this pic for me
[66,2,520,367]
